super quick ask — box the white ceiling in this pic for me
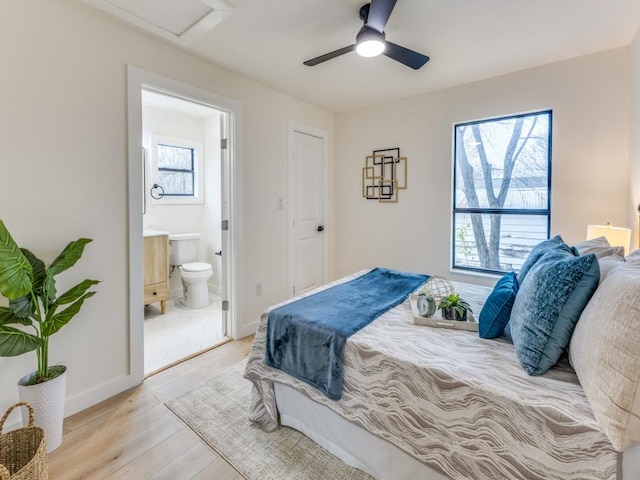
[79,0,640,113]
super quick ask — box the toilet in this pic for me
[168,233,213,309]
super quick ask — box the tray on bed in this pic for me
[409,294,479,331]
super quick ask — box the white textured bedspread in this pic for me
[244,270,618,480]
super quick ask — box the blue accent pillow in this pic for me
[479,272,518,339]
[510,248,600,375]
[518,235,573,283]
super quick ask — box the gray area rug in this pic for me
[165,361,371,480]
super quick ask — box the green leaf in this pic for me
[0,306,33,327]
[20,248,46,298]
[0,325,42,357]
[47,238,93,278]
[42,291,96,338]
[42,273,57,303]
[57,279,100,305]
[9,295,33,318]
[43,238,92,303]
[0,220,33,299]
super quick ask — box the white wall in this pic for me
[630,29,640,250]
[0,0,333,421]
[334,48,631,285]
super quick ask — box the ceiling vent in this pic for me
[81,0,235,45]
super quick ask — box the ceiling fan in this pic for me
[303,0,429,70]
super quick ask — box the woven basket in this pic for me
[0,402,47,480]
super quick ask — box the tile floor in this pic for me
[143,294,227,375]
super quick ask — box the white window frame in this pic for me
[150,134,204,205]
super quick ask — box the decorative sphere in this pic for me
[422,276,455,302]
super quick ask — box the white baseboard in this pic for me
[64,374,133,418]
[208,284,222,296]
[238,319,259,339]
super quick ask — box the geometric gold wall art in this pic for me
[362,147,407,203]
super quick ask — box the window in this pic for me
[453,110,552,274]
[157,144,195,196]
[150,135,204,204]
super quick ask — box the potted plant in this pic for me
[0,220,98,452]
[437,293,472,321]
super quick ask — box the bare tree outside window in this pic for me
[453,111,551,273]
[158,144,195,196]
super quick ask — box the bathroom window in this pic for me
[150,134,204,204]
[158,144,195,196]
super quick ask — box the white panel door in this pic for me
[292,130,324,296]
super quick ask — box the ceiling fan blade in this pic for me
[303,45,356,66]
[366,0,397,33]
[383,41,429,70]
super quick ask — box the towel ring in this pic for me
[151,183,164,200]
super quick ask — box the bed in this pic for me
[244,269,640,479]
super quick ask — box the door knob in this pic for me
[317,226,324,232]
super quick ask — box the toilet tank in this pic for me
[168,233,201,266]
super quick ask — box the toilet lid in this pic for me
[181,262,211,272]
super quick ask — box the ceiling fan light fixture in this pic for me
[356,39,386,57]
[303,0,430,69]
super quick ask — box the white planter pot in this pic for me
[17,365,67,453]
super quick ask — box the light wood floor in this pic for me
[48,335,254,479]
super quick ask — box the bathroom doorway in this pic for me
[141,90,229,375]
[127,67,243,384]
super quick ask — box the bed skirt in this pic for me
[274,383,447,480]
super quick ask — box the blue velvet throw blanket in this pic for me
[265,268,428,400]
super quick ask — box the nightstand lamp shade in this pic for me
[586,223,631,255]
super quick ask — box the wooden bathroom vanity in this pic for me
[143,231,169,314]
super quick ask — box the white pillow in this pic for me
[569,264,640,451]
[597,254,626,283]
[626,248,640,265]
[574,236,625,259]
